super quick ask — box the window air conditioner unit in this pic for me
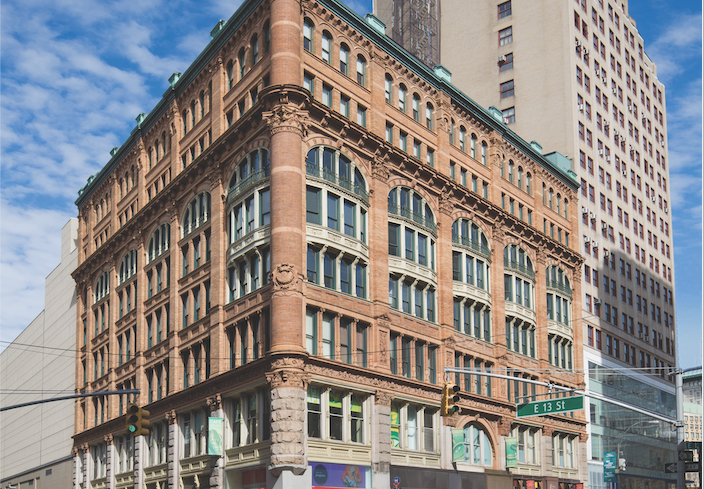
[595,69,601,75]
[621,136,626,143]
[592,240,599,247]
[642,115,647,122]
[584,48,590,55]
[651,196,656,202]
[602,222,608,230]
[498,55,507,63]
[582,207,589,214]
[594,298,602,305]
[664,207,669,214]
[604,121,610,127]
[628,105,633,112]
[604,250,610,257]
[576,40,582,47]
[613,88,618,94]
[614,130,619,136]
[602,77,607,84]
[629,145,635,151]
[584,236,591,243]
[606,156,611,162]
[638,332,643,339]
[503,118,510,124]
[622,170,628,176]
[645,335,650,343]
[598,149,604,155]
[590,212,597,220]
[578,104,585,111]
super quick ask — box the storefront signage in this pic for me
[310,462,371,488]
[516,396,584,417]
[506,437,518,467]
[208,417,223,456]
[603,451,617,482]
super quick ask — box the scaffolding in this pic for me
[389,0,439,68]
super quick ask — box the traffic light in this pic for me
[125,403,150,436]
[441,382,460,417]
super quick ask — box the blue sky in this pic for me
[1,0,701,368]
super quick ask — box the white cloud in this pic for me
[647,13,702,82]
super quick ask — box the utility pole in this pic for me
[677,368,686,489]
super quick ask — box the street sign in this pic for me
[665,463,678,474]
[679,450,694,462]
[685,462,700,472]
[686,441,702,451]
[516,396,584,417]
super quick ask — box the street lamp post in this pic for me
[614,420,660,474]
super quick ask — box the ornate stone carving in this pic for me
[375,390,394,406]
[271,357,305,370]
[498,416,513,436]
[266,369,310,389]
[439,192,454,216]
[542,425,555,437]
[104,434,114,445]
[271,264,300,292]
[262,103,308,137]
[379,330,388,365]
[372,153,390,181]
[579,432,589,442]
[443,416,462,428]
[166,410,178,425]
[206,394,222,412]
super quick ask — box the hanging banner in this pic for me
[604,451,617,482]
[506,437,518,467]
[452,429,465,462]
[208,417,224,455]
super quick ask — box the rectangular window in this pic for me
[322,84,333,107]
[306,186,321,224]
[499,26,513,45]
[357,105,367,127]
[500,80,515,98]
[500,52,514,72]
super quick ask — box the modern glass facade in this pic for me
[588,362,676,489]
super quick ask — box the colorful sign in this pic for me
[452,429,465,462]
[310,462,370,488]
[208,417,223,455]
[506,437,518,467]
[603,451,617,482]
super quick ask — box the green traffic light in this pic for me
[128,425,136,433]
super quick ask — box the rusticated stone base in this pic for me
[269,386,307,470]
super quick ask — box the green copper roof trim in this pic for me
[76,0,576,207]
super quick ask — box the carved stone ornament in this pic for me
[498,416,513,436]
[81,443,90,453]
[72,447,80,457]
[166,410,178,425]
[266,369,310,389]
[104,434,114,445]
[542,425,555,437]
[262,103,308,137]
[579,432,589,442]
[206,393,223,412]
[439,192,454,216]
[375,390,394,406]
[379,330,388,365]
[272,264,300,293]
[372,154,390,181]
[271,357,305,370]
[443,416,462,428]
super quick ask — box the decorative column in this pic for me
[371,391,393,489]
[81,444,90,489]
[437,192,455,332]
[73,447,82,489]
[105,434,116,489]
[133,434,146,489]
[207,394,225,489]
[166,410,180,489]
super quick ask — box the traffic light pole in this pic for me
[676,369,685,489]
[0,389,140,412]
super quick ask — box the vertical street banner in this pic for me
[452,429,465,462]
[506,437,518,468]
[604,451,617,482]
[208,417,224,456]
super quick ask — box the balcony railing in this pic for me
[227,167,270,201]
[306,164,369,202]
[452,232,491,258]
[547,279,573,296]
[388,203,437,233]
[504,258,536,280]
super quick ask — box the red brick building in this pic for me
[71,0,587,488]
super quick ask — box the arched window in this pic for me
[182,192,211,238]
[452,218,491,341]
[398,84,407,113]
[148,147,154,169]
[226,60,234,90]
[388,187,437,322]
[517,166,523,190]
[303,18,314,52]
[94,271,110,303]
[426,103,434,130]
[508,160,514,183]
[449,119,455,145]
[263,21,270,52]
[251,34,259,65]
[385,74,393,104]
[190,100,196,128]
[339,43,350,75]
[238,48,246,79]
[470,134,477,158]
[118,249,138,285]
[461,424,493,466]
[503,244,536,357]
[321,31,332,64]
[412,94,420,122]
[526,173,532,194]
[548,188,554,209]
[356,55,366,86]
[564,198,568,219]
[556,193,561,214]
[147,223,170,264]
[481,141,487,165]
[542,183,547,205]
[162,132,167,157]
[459,127,466,152]
[305,147,369,299]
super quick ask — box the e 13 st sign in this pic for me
[516,396,584,418]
